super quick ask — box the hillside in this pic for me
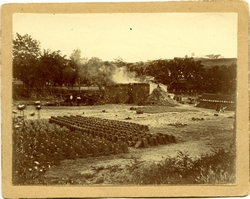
[197,58,237,68]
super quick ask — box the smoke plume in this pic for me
[111,67,141,84]
[110,66,168,93]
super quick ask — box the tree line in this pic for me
[13,33,236,98]
[127,57,236,94]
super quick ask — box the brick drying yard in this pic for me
[12,102,235,185]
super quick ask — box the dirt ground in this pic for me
[12,103,235,185]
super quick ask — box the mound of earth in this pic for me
[146,87,178,106]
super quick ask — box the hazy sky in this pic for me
[13,13,237,62]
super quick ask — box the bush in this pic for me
[131,148,235,184]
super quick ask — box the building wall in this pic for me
[104,83,150,104]
[132,83,150,105]
[104,84,131,104]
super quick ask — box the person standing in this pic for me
[77,96,81,106]
[70,95,73,106]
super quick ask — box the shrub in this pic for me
[131,147,235,184]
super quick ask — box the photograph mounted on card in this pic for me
[1,1,249,198]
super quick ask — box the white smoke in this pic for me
[111,67,141,84]
[110,66,168,94]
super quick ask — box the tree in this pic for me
[145,57,206,93]
[39,49,68,86]
[126,61,148,80]
[180,57,204,93]
[114,57,125,68]
[69,48,90,91]
[63,61,77,88]
[13,33,41,96]
[86,57,115,96]
[210,64,236,94]
[222,64,236,94]
[165,57,205,93]
[146,59,171,85]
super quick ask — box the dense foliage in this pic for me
[13,33,236,98]
[131,57,236,94]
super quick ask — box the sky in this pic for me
[13,12,237,62]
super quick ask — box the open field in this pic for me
[12,103,235,185]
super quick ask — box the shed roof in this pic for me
[200,93,235,103]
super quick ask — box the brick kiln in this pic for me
[104,83,150,105]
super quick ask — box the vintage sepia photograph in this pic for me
[1,2,249,198]
[11,12,238,185]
